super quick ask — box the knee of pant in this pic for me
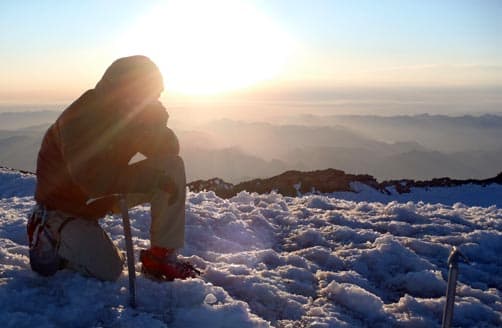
[168,156,186,183]
[151,154,185,174]
[171,155,185,172]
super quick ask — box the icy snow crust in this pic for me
[0,169,501,327]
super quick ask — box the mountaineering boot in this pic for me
[140,246,199,281]
[27,206,65,276]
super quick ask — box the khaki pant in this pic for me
[43,155,186,281]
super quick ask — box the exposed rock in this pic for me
[187,169,502,199]
[3,165,501,199]
[232,169,380,197]
[0,166,35,176]
[382,172,502,194]
[186,177,234,198]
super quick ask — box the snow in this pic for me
[0,168,501,327]
[332,181,502,208]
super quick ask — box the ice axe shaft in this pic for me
[119,196,136,308]
[442,246,468,328]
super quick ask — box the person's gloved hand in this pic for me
[137,101,169,126]
[157,173,178,203]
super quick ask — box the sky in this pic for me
[1,0,501,115]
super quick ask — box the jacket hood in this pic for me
[95,55,164,104]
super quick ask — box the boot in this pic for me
[27,207,65,276]
[140,247,199,281]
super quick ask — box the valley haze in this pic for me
[0,101,501,183]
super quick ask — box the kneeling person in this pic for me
[28,55,198,281]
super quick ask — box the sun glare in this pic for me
[118,0,293,95]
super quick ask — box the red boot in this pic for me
[140,247,199,281]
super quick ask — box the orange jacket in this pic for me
[35,56,178,219]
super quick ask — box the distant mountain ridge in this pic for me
[188,168,502,198]
[0,111,59,130]
[5,165,501,200]
[288,113,502,153]
[2,112,502,181]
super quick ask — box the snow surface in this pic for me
[0,168,501,327]
[332,182,502,208]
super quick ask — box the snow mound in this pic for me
[1,168,501,327]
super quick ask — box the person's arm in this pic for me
[57,104,116,198]
[131,101,180,157]
[107,102,180,194]
[139,126,180,157]
[58,103,171,197]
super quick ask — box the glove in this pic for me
[136,101,169,126]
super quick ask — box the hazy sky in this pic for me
[1,0,501,114]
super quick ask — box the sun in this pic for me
[118,0,293,95]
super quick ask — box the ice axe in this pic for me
[85,194,137,307]
[441,246,469,328]
[119,195,137,308]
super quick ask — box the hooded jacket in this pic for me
[35,56,179,219]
